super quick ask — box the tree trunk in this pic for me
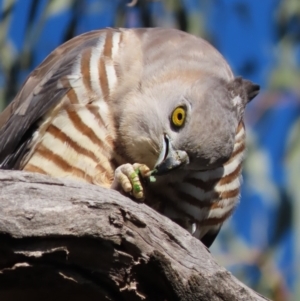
[0,170,270,301]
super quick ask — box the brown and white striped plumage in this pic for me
[0,28,259,247]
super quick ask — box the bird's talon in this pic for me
[124,184,132,192]
[112,163,152,200]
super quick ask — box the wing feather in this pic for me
[0,30,109,168]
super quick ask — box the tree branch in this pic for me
[0,170,269,301]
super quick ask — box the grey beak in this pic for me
[152,135,189,176]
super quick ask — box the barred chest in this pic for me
[145,122,245,240]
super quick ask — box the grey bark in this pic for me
[0,170,270,301]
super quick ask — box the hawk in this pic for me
[0,28,259,247]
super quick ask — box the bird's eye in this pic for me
[171,107,186,127]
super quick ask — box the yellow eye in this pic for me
[171,107,186,127]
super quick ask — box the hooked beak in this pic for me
[152,135,189,176]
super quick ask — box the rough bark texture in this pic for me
[0,170,269,301]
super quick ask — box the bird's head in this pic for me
[117,75,259,175]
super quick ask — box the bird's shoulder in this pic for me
[0,29,118,168]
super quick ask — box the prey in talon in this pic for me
[113,135,190,200]
[111,163,151,200]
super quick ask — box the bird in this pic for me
[0,27,259,248]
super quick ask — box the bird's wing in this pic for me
[0,30,108,169]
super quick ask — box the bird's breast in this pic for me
[146,122,246,240]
